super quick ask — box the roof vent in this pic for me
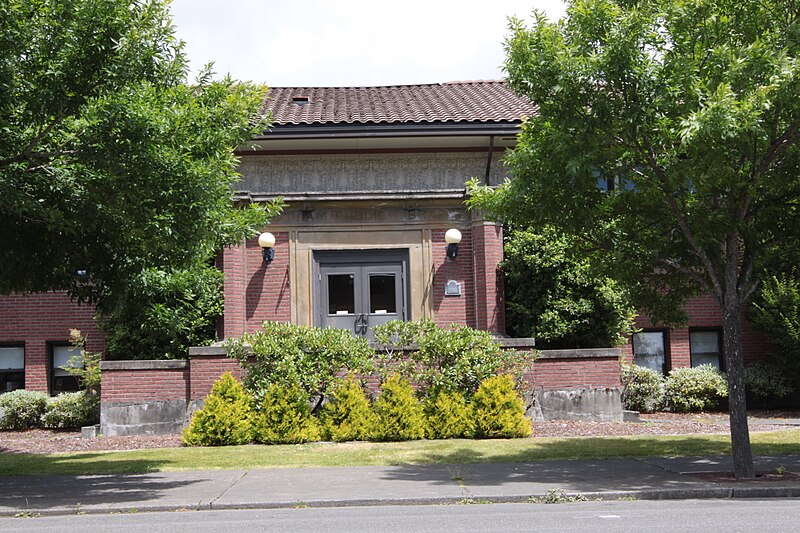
[292,96,311,105]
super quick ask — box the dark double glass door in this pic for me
[315,250,407,338]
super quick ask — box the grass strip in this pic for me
[1,428,798,477]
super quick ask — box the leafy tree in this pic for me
[502,227,636,347]
[0,0,281,305]
[470,0,800,478]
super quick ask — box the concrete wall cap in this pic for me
[537,348,622,359]
[99,360,189,370]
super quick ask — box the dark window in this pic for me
[632,330,668,374]
[369,274,397,314]
[0,345,25,392]
[689,329,723,371]
[327,273,355,315]
[51,345,82,394]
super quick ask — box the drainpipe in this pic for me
[484,135,495,185]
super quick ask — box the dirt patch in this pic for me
[1,411,796,455]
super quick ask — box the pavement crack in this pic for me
[209,471,249,509]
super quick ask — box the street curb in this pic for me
[4,485,800,518]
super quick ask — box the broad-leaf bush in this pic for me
[744,362,794,403]
[424,391,474,439]
[42,391,99,429]
[751,275,800,375]
[373,375,426,441]
[665,365,728,412]
[373,320,535,397]
[501,227,636,348]
[621,363,665,413]
[472,375,532,438]
[227,322,374,409]
[101,263,224,360]
[252,383,320,445]
[183,372,254,446]
[321,378,377,442]
[0,390,48,430]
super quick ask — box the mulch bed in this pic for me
[1,410,797,455]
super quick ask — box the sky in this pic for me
[169,0,567,87]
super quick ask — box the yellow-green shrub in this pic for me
[183,372,254,446]
[424,391,474,439]
[253,383,320,444]
[373,375,426,441]
[320,378,377,442]
[472,375,532,439]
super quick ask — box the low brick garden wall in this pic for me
[99,342,624,435]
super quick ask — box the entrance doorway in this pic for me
[314,250,408,338]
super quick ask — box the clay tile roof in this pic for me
[262,81,536,126]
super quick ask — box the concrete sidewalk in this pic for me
[1,455,800,516]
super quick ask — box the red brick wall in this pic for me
[0,292,104,393]
[101,363,189,403]
[220,233,291,339]
[532,355,622,390]
[189,354,247,400]
[431,228,476,328]
[622,294,772,369]
[471,222,505,334]
[243,233,291,332]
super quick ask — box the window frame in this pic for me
[631,329,670,375]
[0,343,25,392]
[689,328,724,371]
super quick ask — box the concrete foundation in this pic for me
[536,388,623,422]
[100,400,189,436]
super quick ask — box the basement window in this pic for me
[0,346,25,392]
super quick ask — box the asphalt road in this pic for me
[2,499,799,532]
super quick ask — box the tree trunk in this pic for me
[721,297,755,479]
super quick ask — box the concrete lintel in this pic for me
[99,360,188,371]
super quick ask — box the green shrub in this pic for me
[501,227,637,348]
[621,363,665,413]
[41,391,100,429]
[472,375,532,439]
[373,319,535,397]
[0,389,48,430]
[750,275,800,375]
[424,391,474,439]
[320,378,377,442]
[227,322,375,409]
[665,365,728,412]
[253,383,320,444]
[745,362,794,402]
[183,372,254,446]
[100,263,225,360]
[373,375,426,441]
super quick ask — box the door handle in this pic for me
[354,313,369,335]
